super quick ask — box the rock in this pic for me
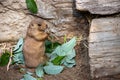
[76,0,120,15]
[36,0,85,43]
[0,0,86,44]
[36,0,56,19]
[0,0,26,9]
[89,18,120,78]
[0,0,6,2]
[0,0,33,42]
[0,10,33,42]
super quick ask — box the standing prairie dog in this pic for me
[23,19,48,68]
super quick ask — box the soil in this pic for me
[0,40,91,80]
[0,13,120,80]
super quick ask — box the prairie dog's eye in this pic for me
[38,24,41,26]
[31,24,34,26]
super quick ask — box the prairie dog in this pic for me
[23,19,48,68]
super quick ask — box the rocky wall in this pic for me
[76,0,120,79]
[0,0,87,43]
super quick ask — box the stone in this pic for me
[0,10,33,42]
[36,0,84,43]
[36,0,56,19]
[0,0,33,42]
[0,0,85,44]
[89,18,120,78]
[76,0,120,15]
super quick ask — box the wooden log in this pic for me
[89,18,120,78]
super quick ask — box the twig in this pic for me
[3,43,7,53]
[83,42,89,48]
[7,48,13,71]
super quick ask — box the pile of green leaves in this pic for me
[21,37,76,80]
[0,37,76,80]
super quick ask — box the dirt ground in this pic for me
[0,13,120,80]
[0,40,91,80]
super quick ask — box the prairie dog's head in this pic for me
[29,19,47,32]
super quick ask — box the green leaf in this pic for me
[49,37,76,68]
[13,38,24,52]
[22,74,36,80]
[61,49,76,67]
[13,52,24,64]
[52,46,66,56]
[0,51,10,66]
[49,53,57,61]
[35,65,44,77]
[43,64,64,75]
[13,38,24,64]
[51,56,65,65]
[66,49,76,59]
[61,37,76,54]
[26,0,38,14]
[63,61,76,68]
[45,40,61,53]
[66,58,75,64]
[52,37,76,56]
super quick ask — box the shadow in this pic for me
[72,0,91,80]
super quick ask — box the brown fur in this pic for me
[23,19,48,68]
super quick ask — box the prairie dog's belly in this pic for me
[23,37,45,68]
[24,37,45,55]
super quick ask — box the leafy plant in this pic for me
[26,0,38,14]
[14,37,76,79]
[0,51,10,66]
[45,40,61,53]
[34,37,76,77]
[49,37,76,67]
[13,38,24,64]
